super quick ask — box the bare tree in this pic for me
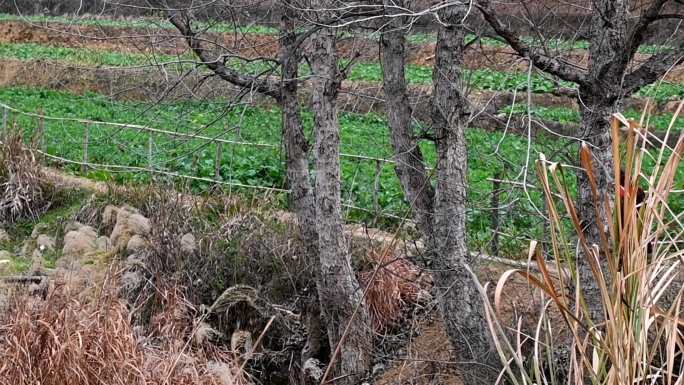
[380,3,500,384]
[308,2,374,382]
[167,1,327,372]
[476,0,684,321]
[170,2,374,381]
[380,0,435,239]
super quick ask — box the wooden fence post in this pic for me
[490,169,502,256]
[2,107,7,137]
[148,135,154,172]
[82,123,90,174]
[215,142,223,180]
[372,159,383,223]
[37,108,45,163]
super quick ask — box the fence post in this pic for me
[37,108,45,163]
[372,159,383,224]
[82,123,90,174]
[148,135,154,172]
[490,169,502,256]
[2,107,7,137]
[215,142,223,181]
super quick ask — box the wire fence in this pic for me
[0,101,412,222]
[2,97,564,256]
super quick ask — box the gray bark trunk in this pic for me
[278,6,324,364]
[576,0,628,323]
[309,12,373,384]
[380,0,435,238]
[430,5,499,384]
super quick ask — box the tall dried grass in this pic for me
[360,249,421,332]
[471,105,684,385]
[0,124,53,223]
[0,271,250,385]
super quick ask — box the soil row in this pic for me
[3,20,682,82]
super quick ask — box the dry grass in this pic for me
[472,105,684,384]
[0,269,250,385]
[360,249,422,332]
[0,124,53,223]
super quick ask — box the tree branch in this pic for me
[623,39,684,96]
[474,0,588,86]
[169,12,282,101]
[628,0,671,58]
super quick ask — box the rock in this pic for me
[230,330,253,355]
[30,255,43,273]
[63,229,98,257]
[126,253,145,265]
[110,206,151,249]
[663,100,682,114]
[35,234,55,253]
[102,205,120,228]
[126,235,148,253]
[416,289,433,304]
[180,233,196,254]
[31,249,43,259]
[302,358,324,385]
[0,259,10,275]
[95,236,111,252]
[0,251,11,275]
[20,240,33,257]
[64,221,83,233]
[0,229,9,243]
[119,267,145,297]
[30,223,48,239]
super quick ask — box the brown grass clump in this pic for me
[360,249,422,332]
[0,273,250,385]
[0,125,53,223]
[473,109,684,385]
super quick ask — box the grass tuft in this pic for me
[0,270,250,385]
[0,123,53,224]
[471,104,684,385]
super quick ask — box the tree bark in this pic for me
[575,0,630,323]
[380,0,435,238]
[309,8,373,384]
[278,5,325,364]
[430,5,499,385]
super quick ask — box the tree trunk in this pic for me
[278,5,325,364]
[309,12,373,384]
[575,0,628,323]
[430,5,499,385]
[380,0,435,238]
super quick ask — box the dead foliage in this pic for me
[473,109,684,385]
[360,249,422,332]
[0,271,250,385]
[0,124,54,224]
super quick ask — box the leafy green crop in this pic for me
[0,86,573,253]
[503,105,684,131]
[0,13,278,35]
[1,12,670,53]
[1,41,682,101]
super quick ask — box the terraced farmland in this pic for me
[0,13,682,256]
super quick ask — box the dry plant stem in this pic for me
[472,109,684,385]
